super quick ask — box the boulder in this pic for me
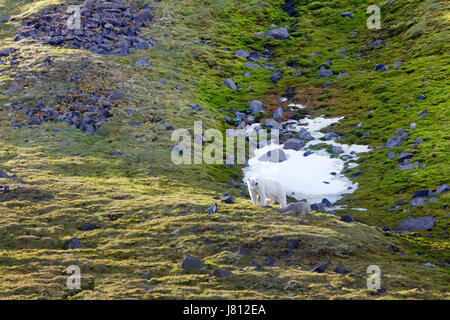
[223,78,237,90]
[259,149,286,163]
[265,27,290,40]
[436,184,449,194]
[279,202,311,215]
[397,216,435,231]
[340,214,355,223]
[248,100,264,113]
[181,254,203,269]
[210,268,232,278]
[263,118,283,130]
[283,138,305,151]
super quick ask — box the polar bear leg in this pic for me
[258,189,266,206]
[277,193,287,209]
[248,188,258,205]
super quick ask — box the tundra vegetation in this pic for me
[0,0,448,299]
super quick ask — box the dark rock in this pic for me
[79,223,98,231]
[419,262,436,268]
[181,254,203,269]
[397,216,435,231]
[387,152,395,160]
[319,66,333,78]
[374,64,388,71]
[283,0,298,17]
[303,150,313,157]
[312,262,330,273]
[265,27,290,40]
[67,237,82,249]
[412,190,433,199]
[283,138,304,151]
[321,198,332,208]
[210,268,232,278]
[221,193,235,204]
[334,263,350,275]
[436,184,449,194]
[340,214,355,223]
[417,94,426,100]
[398,153,414,163]
[248,100,264,113]
[331,145,343,154]
[273,107,283,119]
[0,48,14,57]
[263,256,279,267]
[223,78,237,90]
[286,239,299,250]
[418,109,428,118]
[399,163,416,170]
[249,262,264,271]
[270,72,283,83]
[341,11,353,18]
[263,118,283,130]
[235,49,249,58]
[236,248,251,255]
[410,197,427,207]
[324,132,341,140]
[226,180,243,189]
[385,136,402,148]
[245,61,260,69]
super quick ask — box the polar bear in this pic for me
[247,175,287,208]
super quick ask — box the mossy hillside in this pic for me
[0,0,449,299]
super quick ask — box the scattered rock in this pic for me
[341,11,353,18]
[223,78,237,90]
[418,109,428,118]
[279,202,311,215]
[67,237,82,249]
[235,49,249,58]
[312,262,331,273]
[248,100,264,113]
[221,193,235,204]
[207,203,217,213]
[263,256,279,267]
[79,223,98,231]
[397,216,435,231]
[436,184,449,194]
[265,26,290,40]
[210,268,232,278]
[270,72,283,83]
[263,118,283,130]
[340,214,355,223]
[334,263,350,275]
[258,149,286,163]
[286,240,299,250]
[331,145,343,154]
[181,254,203,269]
[419,262,436,268]
[283,138,305,151]
[236,248,251,255]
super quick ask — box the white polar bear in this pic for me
[247,175,287,208]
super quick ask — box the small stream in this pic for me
[242,110,372,205]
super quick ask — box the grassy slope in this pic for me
[0,0,448,299]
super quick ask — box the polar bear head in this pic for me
[247,175,260,187]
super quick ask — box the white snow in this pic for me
[242,115,371,204]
